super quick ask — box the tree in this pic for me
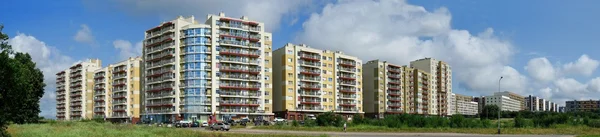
[480,105,500,120]
[0,25,46,136]
[316,111,344,127]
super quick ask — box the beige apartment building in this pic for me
[56,59,102,120]
[93,67,112,118]
[273,43,363,120]
[142,12,273,123]
[494,91,525,111]
[410,58,452,116]
[110,57,142,122]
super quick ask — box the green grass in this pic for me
[255,124,600,136]
[7,121,316,137]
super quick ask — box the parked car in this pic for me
[201,121,209,127]
[307,114,316,120]
[209,123,230,131]
[191,121,200,127]
[274,117,286,122]
[175,121,192,128]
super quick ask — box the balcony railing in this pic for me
[219,49,261,57]
[300,99,321,104]
[298,91,321,96]
[147,42,175,54]
[300,69,320,75]
[146,58,175,68]
[299,84,320,90]
[219,101,260,106]
[146,51,174,62]
[219,109,262,113]
[299,53,320,61]
[218,40,261,48]
[146,101,174,107]
[219,84,260,90]
[219,66,261,74]
[146,109,175,113]
[219,57,260,64]
[340,81,356,85]
[339,87,357,93]
[299,76,320,81]
[146,92,175,98]
[299,60,321,67]
[296,106,324,111]
[220,74,260,80]
[219,92,261,97]
[338,60,356,67]
[339,67,356,72]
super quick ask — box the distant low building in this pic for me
[566,100,600,112]
[451,93,478,116]
[485,95,521,112]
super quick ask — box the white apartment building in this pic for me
[485,95,521,112]
[410,58,452,116]
[142,12,273,123]
[56,59,102,120]
[452,93,478,116]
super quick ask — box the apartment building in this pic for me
[473,96,485,114]
[142,12,273,123]
[402,67,434,115]
[494,91,525,111]
[485,95,521,112]
[273,43,363,120]
[452,93,478,116]
[525,95,540,111]
[108,57,142,122]
[362,60,406,118]
[410,58,452,116]
[56,59,102,120]
[93,67,112,118]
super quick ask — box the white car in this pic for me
[307,114,316,120]
[274,117,286,122]
[201,121,209,127]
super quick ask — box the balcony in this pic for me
[339,94,356,99]
[339,87,357,93]
[299,76,320,82]
[219,101,260,106]
[388,79,401,84]
[146,92,176,99]
[112,82,126,87]
[338,60,356,67]
[339,74,356,80]
[219,40,260,48]
[146,69,173,78]
[219,92,261,98]
[113,107,127,112]
[219,57,260,64]
[388,86,401,90]
[300,99,321,105]
[146,51,175,62]
[94,109,105,113]
[145,36,174,48]
[388,74,401,79]
[388,103,402,107]
[299,84,320,90]
[339,102,357,106]
[219,66,261,74]
[113,68,127,74]
[388,97,402,102]
[181,108,212,113]
[387,91,402,96]
[146,101,174,107]
[70,92,82,97]
[337,108,359,112]
[299,54,320,61]
[298,91,321,97]
[219,109,262,113]
[113,94,127,99]
[219,84,260,90]
[296,106,324,111]
[299,60,321,68]
[147,42,175,54]
[220,74,260,81]
[113,74,127,80]
[219,49,260,58]
[299,69,320,76]
[387,67,401,73]
[180,100,211,105]
[146,58,175,69]
[218,32,260,42]
[339,81,356,86]
[339,67,356,72]
[146,109,175,114]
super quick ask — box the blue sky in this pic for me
[2,0,600,119]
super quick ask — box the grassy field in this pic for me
[7,121,317,137]
[255,124,600,136]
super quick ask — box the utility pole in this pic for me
[497,76,503,134]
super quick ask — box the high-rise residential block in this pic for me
[410,58,452,116]
[93,67,112,119]
[272,43,363,121]
[565,100,600,112]
[112,57,142,122]
[56,59,102,120]
[525,95,540,111]
[142,12,273,123]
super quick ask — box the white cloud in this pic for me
[113,39,142,60]
[297,0,523,95]
[562,54,599,77]
[74,24,94,44]
[9,33,77,119]
[525,57,555,82]
[102,0,314,31]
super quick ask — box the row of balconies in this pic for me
[147,42,175,54]
[219,66,261,73]
[339,67,356,72]
[219,57,260,64]
[146,68,174,77]
[219,109,264,113]
[146,76,175,84]
[217,22,261,31]
[220,74,260,80]
[219,83,260,89]
[146,59,175,69]
[299,53,320,60]
[219,100,260,106]
[146,50,174,62]
[218,40,260,48]
[299,76,320,82]
[180,100,212,105]
[338,59,356,67]
[145,34,174,46]
[219,91,261,97]
[296,106,324,111]
[299,60,321,67]
[219,48,261,57]
[146,109,174,113]
[180,108,212,113]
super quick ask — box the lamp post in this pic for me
[498,76,503,134]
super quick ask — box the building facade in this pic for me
[109,57,142,122]
[494,91,525,111]
[93,67,112,119]
[452,93,478,116]
[485,95,521,112]
[56,59,102,120]
[525,95,540,111]
[566,100,600,112]
[142,13,273,123]
[409,58,452,116]
[273,43,363,120]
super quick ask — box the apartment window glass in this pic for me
[287,58,292,62]
[288,81,293,85]
[288,73,293,77]
[286,50,293,54]
[328,57,332,60]
[328,78,333,81]
[265,99,270,104]
[265,59,270,64]
[288,88,293,92]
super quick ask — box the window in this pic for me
[322,56,326,60]
[288,88,293,92]
[265,76,270,80]
[287,58,292,62]
[288,81,293,85]
[323,98,327,102]
[328,78,333,81]
[287,50,293,54]
[328,57,332,60]
[288,73,293,77]
[328,64,333,67]
[322,84,327,88]
[286,65,293,70]
[266,83,270,88]
[265,52,270,56]
[265,59,270,64]
[265,99,270,104]
[329,92,333,95]
[322,64,326,67]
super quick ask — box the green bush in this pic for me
[316,112,344,127]
[304,119,317,127]
[292,120,299,127]
[587,119,600,128]
[514,114,526,128]
[450,114,466,128]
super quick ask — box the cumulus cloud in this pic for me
[74,24,94,44]
[525,57,556,82]
[297,0,523,95]
[562,54,599,77]
[97,0,314,31]
[113,39,143,60]
[9,33,77,119]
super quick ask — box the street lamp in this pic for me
[498,76,503,134]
